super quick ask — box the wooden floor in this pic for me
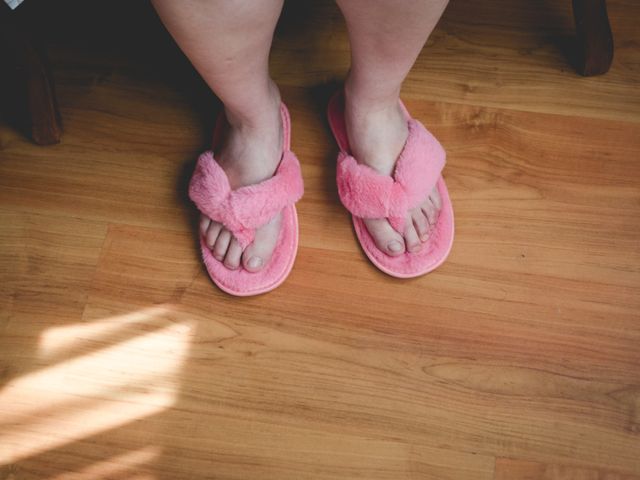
[1,1,639,478]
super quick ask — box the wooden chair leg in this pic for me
[24,41,63,145]
[572,0,614,76]
[0,5,62,145]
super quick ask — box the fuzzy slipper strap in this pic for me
[336,119,445,233]
[189,150,304,249]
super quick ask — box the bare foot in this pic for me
[343,87,441,257]
[200,84,284,272]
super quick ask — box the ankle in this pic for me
[224,81,281,133]
[344,75,401,117]
[342,80,408,175]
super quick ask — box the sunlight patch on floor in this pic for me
[0,306,192,466]
[49,445,161,480]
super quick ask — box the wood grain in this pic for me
[1,0,639,479]
[495,458,640,480]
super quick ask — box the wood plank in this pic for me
[1,0,639,478]
[495,458,640,479]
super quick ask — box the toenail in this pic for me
[247,257,263,269]
[388,241,403,253]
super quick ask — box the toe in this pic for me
[205,221,222,250]
[213,229,231,261]
[242,253,264,272]
[364,218,405,256]
[403,220,422,253]
[411,208,430,242]
[223,237,243,270]
[422,198,439,229]
[242,213,282,272]
[199,214,211,236]
[429,186,442,211]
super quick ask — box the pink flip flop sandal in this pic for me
[188,104,304,296]
[327,91,454,278]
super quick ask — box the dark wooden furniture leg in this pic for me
[572,0,614,76]
[0,5,62,145]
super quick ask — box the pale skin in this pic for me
[151,0,449,272]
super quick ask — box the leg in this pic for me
[0,5,62,145]
[572,0,614,76]
[151,0,284,272]
[335,0,449,255]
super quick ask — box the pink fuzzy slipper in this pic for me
[189,104,304,296]
[327,91,454,278]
